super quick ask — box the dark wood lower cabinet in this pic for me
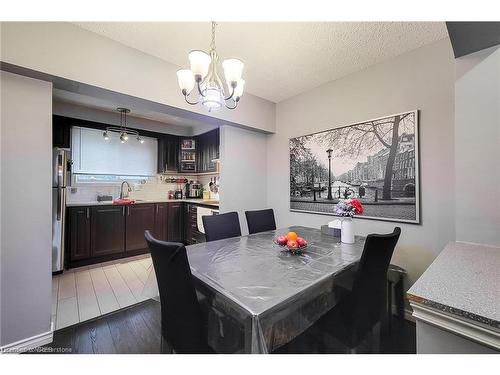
[167,202,183,242]
[68,207,91,262]
[66,202,210,268]
[90,206,126,257]
[125,204,156,252]
[154,203,168,241]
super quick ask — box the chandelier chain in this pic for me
[210,21,217,52]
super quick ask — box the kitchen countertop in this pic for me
[66,198,219,208]
[407,241,500,330]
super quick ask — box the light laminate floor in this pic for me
[52,254,158,330]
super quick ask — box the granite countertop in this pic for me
[407,241,500,329]
[66,198,219,208]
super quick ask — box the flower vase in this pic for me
[341,217,355,244]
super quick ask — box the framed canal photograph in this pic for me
[289,110,420,223]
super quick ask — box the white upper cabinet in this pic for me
[71,127,158,176]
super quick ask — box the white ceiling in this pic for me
[74,22,449,103]
[52,89,219,135]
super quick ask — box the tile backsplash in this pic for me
[67,174,217,203]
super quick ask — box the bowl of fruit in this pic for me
[274,231,308,254]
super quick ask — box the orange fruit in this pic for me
[286,231,298,241]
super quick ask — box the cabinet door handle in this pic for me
[122,206,125,216]
[127,206,130,216]
[86,208,90,219]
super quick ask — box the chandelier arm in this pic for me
[105,126,139,136]
[224,100,238,110]
[184,93,199,106]
[196,80,207,97]
[223,86,236,101]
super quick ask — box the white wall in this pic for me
[219,125,268,235]
[0,72,53,347]
[1,22,275,134]
[267,38,456,288]
[455,45,500,246]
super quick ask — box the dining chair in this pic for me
[307,227,401,353]
[144,230,213,354]
[245,208,277,234]
[202,211,241,242]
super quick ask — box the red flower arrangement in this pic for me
[334,198,364,217]
[351,199,364,215]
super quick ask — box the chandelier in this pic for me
[103,108,144,144]
[176,22,245,111]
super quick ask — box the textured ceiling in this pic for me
[74,22,449,103]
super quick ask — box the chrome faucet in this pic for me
[119,181,132,199]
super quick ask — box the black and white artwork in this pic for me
[289,110,420,223]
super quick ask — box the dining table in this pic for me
[142,225,366,353]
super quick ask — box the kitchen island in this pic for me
[407,241,500,353]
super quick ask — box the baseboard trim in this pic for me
[0,328,53,354]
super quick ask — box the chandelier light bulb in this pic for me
[222,58,244,86]
[137,136,144,144]
[103,131,109,140]
[120,133,127,143]
[188,50,211,81]
[176,69,195,95]
[234,79,245,100]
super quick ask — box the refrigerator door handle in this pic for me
[57,153,63,187]
[56,188,62,221]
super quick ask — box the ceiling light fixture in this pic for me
[176,21,245,112]
[103,108,143,143]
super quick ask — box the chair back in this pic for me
[348,227,401,335]
[245,209,277,234]
[144,230,208,353]
[202,211,241,242]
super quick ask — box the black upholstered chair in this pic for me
[308,227,401,353]
[245,209,277,235]
[144,230,212,354]
[202,211,241,242]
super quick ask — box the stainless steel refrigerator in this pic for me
[52,148,71,273]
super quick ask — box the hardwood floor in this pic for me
[34,299,416,354]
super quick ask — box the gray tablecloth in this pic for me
[186,226,365,353]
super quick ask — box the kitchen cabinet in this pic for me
[66,201,213,268]
[196,128,219,173]
[157,135,180,173]
[154,203,169,241]
[167,202,183,242]
[68,207,91,262]
[53,116,71,148]
[125,204,156,252]
[90,206,126,257]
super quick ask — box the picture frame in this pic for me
[289,110,420,224]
